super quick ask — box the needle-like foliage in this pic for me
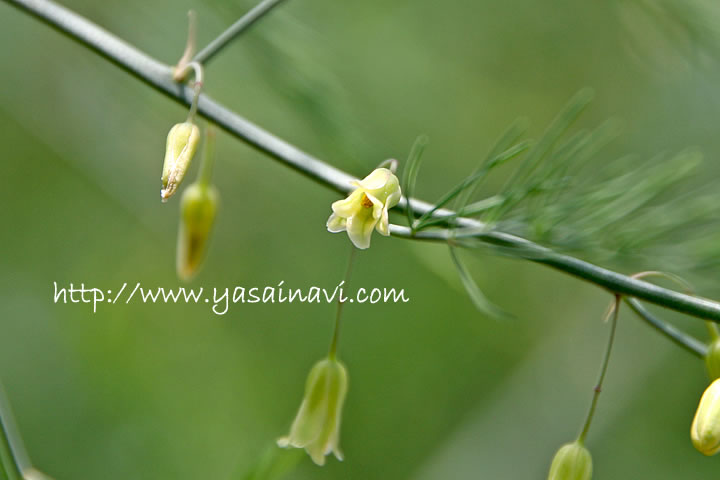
[407,91,720,314]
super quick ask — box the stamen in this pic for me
[360,194,373,208]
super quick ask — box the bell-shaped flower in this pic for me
[547,442,593,480]
[161,122,200,201]
[327,167,401,249]
[691,377,720,455]
[176,182,218,281]
[277,357,348,466]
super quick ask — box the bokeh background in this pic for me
[1,0,720,478]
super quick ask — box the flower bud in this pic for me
[691,378,720,455]
[176,182,218,281]
[706,339,720,380]
[547,442,592,480]
[161,122,200,201]
[277,357,348,466]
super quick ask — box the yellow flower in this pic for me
[547,442,593,480]
[277,357,348,466]
[176,182,218,281]
[691,377,720,455]
[161,122,200,201]
[327,167,401,249]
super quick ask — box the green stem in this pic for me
[180,61,204,123]
[578,295,620,445]
[328,246,357,359]
[706,321,720,342]
[172,10,196,82]
[197,127,216,187]
[193,0,290,66]
[0,385,25,480]
[626,298,707,358]
[377,158,398,173]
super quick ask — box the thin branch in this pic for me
[625,298,708,358]
[0,383,26,480]
[5,0,720,323]
[193,0,289,66]
[390,225,720,322]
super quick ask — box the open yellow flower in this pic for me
[277,357,348,466]
[327,167,401,249]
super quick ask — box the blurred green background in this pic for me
[1,0,720,478]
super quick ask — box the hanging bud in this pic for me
[176,182,218,281]
[691,377,720,455]
[161,122,200,202]
[547,442,593,480]
[706,339,720,380]
[277,357,348,466]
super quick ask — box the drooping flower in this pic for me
[547,442,593,480]
[161,122,200,201]
[691,377,720,456]
[176,182,218,281]
[277,357,348,466]
[327,167,401,249]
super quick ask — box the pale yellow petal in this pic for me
[331,190,363,217]
[356,168,391,191]
[346,214,377,249]
[364,193,384,219]
[326,213,347,233]
[386,188,402,209]
[376,206,390,236]
[331,437,344,461]
[308,444,327,466]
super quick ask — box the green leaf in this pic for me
[414,141,530,230]
[448,244,510,319]
[454,118,530,212]
[417,195,507,229]
[401,135,429,230]
[485,88,594,224]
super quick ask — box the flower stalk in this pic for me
[329,245,357,359]
[578,295,620,444]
